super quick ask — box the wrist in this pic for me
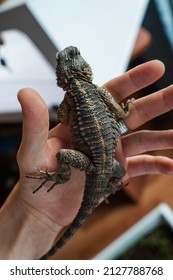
[0,182,60,259]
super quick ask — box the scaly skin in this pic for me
[30,46,133,259]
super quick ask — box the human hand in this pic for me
[104,60,173,181]
[16,60,173,231]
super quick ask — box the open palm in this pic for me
[16,60,173,229]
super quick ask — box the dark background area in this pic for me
[129,0,173,129]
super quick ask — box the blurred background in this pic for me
[0,0,173,260]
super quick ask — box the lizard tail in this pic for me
[40,175,108,259]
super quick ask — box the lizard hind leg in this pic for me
[28,149,91,193]
[107,159,126,197]
[26,169,59,194]
[26,160,72,194]
[36,162,71,193]
[47,149,92,191]
[57,149,91,171]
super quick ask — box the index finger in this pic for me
[103,60,165,101]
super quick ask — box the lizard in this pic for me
[29,46,133,259]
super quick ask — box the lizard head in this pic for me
[56,46,93,89]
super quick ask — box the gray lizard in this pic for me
[30,46,133,259]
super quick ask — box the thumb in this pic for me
[17,88,49,172]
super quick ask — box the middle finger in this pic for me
[125,85,173,130]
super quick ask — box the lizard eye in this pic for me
[75,48,80,56]
[69,47,80,58]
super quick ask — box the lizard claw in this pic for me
[32,178,49,194]
[26,168,47,180]
[26,169,57,193]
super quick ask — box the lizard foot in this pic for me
[121,98,135,113]
[26,168,54,180]
[26,169,60,193]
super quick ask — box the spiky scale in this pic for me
[31,46,133,259]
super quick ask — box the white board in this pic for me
[0,0,149,113]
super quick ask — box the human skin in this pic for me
[1,60,173,259]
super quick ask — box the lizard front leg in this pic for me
[57,95,71,124]
[99,88,134,119]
